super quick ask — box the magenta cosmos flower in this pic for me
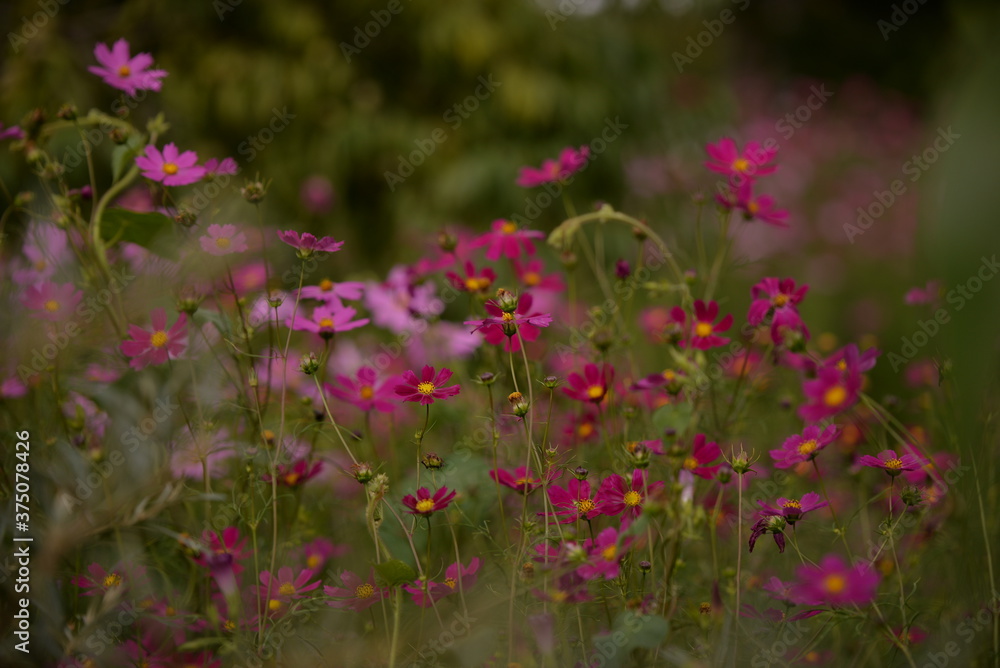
[404,558,480,607]
[202,157,239,178]
[325,569,387,611]
[287,303,369,339]
[263,459,322,487]
[798,345,864,422]
[298,278,365,304]
[277,230,345,257]
[120,307,187,369]
[20,282,83,321]
[546,478,603,524]
[597,469,664,518]
[72,562,147,597]
[748,515,787,554]
[402,486,457,517]
[325,366,397,413]
[748,277,808,327]
[513,257,565,292]
[516,145,590,187]
[769,424,840,469]
[717,180,789,227]
[704,137,778,184]
[681,433,722,479]
[670,300,732,350]
[200,224,248,256]
[490,466,551,494]
[0,122,24,141]
[465,293,552,352]
[790,554,880,607]
[578,526,627,581]
[562,363,614,404]
[470,219,545,261]
[394,365,460,404]
[260,567,321,613]
[135,143,206,186]
[758,492,828,525]
[88,39,167,96]
[857,449,928,477]
[446,260,496,295]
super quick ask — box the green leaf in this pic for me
[111,133,145,183]
[176,637,227,652]
[373,558,417,587]
[100,208,177,259]
[652,401,693,435]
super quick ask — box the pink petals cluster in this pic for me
[706,137,788,226]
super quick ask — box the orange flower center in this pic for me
[118,65,131,77]
[416,382,435,395]
[215,237,231,249]
[501,221,518,234]
[444,578,457,589]
[576,499,596,515]
[150,331,168,348]
[306,554,321,569]
[732,157,750,173]
[782,499,801,509]
[884,458,903,470]
[602,544,618,561]
[683,456,699,470]
[577,423,594,438]
[797,440,818,456]
[523,271,541,286]
[359,385,374,400]
[356,583,375,599]
[415,499,435,513]
[319,279,334,291]
[587,385,605,400]
[318,317,334,329]
[163,162,179,175]
[823,385,848,407]
[550,590,568,603]
[44,299,60,312]
[283,472,300,485]
[102,573,122,588]
[823,574,846,595]
[747,200,760,215]
[279,583,296,596]
[773,294,788,307]
[623,491,642,507]
[662,369,676,381]
[465,276,490,292]
[695,322,713,338]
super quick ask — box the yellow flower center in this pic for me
[263,429,275,442]
[163,162,179,175]
[501,312,515,322]
[587,385,605,400]
[623,490,642,507]
[577,423,594,438]
[683,456,699,470]
[797,440,818,456]
[268,599,282,611]
[576,499,596,515]
[306,554,321,569]
[823,574,846,595]
[747,201,760,215]
[223,619,237,632]
[465,277,490,292]
[602,544,618,561]
[626,441,638,453]
[524,271,541,286]
[34,259,47,270]
[501,221,518,234]
[150,330,169,348]
[319,317,334,329]
[44,299,60,312]
[782,499,801,509]
[550,590,568,603]
[215,236,231,249]
[285,471,302,485]
[695,322,713,338]
[102,573,122,588]
[773,294,788,307]
[415,499,435,513]
[444,578,457,589]
[355,583,375,599]
[884,458,903,470]
[359,385,374,400]
[416,381,435,395]
[823,385,848,407]
[319,279,334,291]
[279,583,296,596]
[515,477,530,487]
[732,157,750,173]
[165,606,176,616]
[662,369,675,381]
[118,65,131,77]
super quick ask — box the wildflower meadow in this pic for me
[2,4,1000,668]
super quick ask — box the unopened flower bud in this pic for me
[241,179,268,203]
[572,466,588,481]
[174,209,198,228]
[699,602,712,615]
[495,288,518,313]
[716,464,733,484]
[629,443,650,469]
[590,327,614,353]
[421,453,444,470]
[683,269,697,285]
[901,486,923,507]
[351,462,374,484]
[437,230,457,252]
[299,352,321,375]
[639,560,652,573]
[57,104,78,121]
[615,259,631,280]
[541,375,560,389]
[508,391,529,417]
[109,128,129,144]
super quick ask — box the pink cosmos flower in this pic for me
[718,180,789,227]
[300,537,348,572]
[578,527,627,580]
[404,558,480,607]
[298,278,365,305]
[20,282,83,321]
[202,157,239,178]
[490,466,552,494]
[465,293,553,352]
[748,515,787,554]
[789,554,880,607]
[325,569,387,611]
[199,224,248,256]
[120,308,187,369]
[857,449,929,477]
[287,303,369,339]
[596,469,664,518]
[470,219,545,261]
[262,459,322,487]
[516,145,590,187]
[562,363,614,404]
[276,230,345,256]
[681,433,722,479]
[0,122,24,141]
[748,277,808,327]
[446,260,496,294]
[513,258,565,292]
[326,366,397,413]
[88,39,167,96]
[758,492,828,524]
[799,345,864,422]
[631,369,685,394]
[546,478,602,524]
[402,486,457,517]
[769,424,840,469]
[259,567,321,610]
[394,365,460,404]
[365,265,443,334]
[13,222,69,285]
[72,562,146,597]
[672,300,732,350]
[704,137,778,184]
[135,143,206,186]
[904,280,941,305]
